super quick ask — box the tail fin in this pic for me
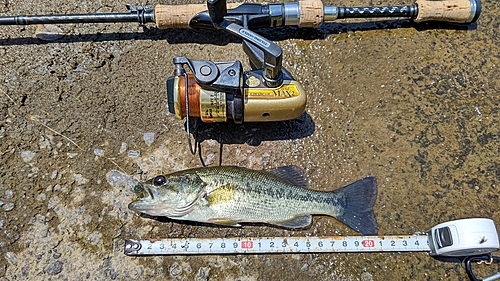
[332,177,378,235]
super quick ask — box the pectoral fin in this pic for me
[272,215,312,229]
[208,218,242,227]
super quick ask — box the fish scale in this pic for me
[193,169,340,222]
[207,186,321,222]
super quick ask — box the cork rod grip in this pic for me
[155,3,242,29]
[298,0,324,28]
[415,0,479,23]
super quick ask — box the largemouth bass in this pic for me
[128,165,378,235]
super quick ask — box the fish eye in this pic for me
[153,175,167,186]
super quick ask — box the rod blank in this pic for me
[0,13,155,25]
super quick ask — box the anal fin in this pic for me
[208,218,242,227]
[273,215,312,229]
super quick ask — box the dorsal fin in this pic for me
[265,165,308,188]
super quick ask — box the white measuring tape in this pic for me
[124,218,499,257]
[124,234,428,255]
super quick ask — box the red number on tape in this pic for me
[241,241,253,249]
[362,240,375,248]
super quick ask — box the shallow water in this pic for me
[0,0,499,280]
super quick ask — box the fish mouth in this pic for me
[128,182,206,217]
[135,182,158,199]
[128,183,160,212]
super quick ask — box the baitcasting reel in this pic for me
[166,0,306,154]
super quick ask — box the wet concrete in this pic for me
[0,0,499,280]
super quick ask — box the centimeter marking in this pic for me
[124,235,430,255]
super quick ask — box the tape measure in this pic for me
[124,218,499,257]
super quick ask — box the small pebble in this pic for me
[195,268,208,281]
[2,203,14,212]
[204,153,216,165]
[143,132,155,146]
[53,252,61,259]
[5,252,17,266]
[361,272,374,281]
[94,149,105,157]
[66,153,78,158]
[71,173,89,185]
[170,262,182,277]
[119,142,128,154]
[109,268,117,279]
[106,170,138,188]
[5,190,13,199]
[46,261,63,275]
[128,150,140,157]
[21,150,36,163]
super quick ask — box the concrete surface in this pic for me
[0,0,499,280]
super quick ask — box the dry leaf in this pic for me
[35,24,65,41]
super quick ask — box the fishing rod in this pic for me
[0,0,481,29]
